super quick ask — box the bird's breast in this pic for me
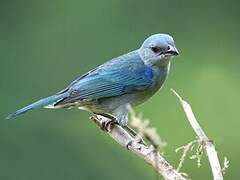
[133,63,170,106]
[151,64,170,91]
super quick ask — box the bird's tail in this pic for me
[6,92,68,119]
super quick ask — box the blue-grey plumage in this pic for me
[6,33,179,126]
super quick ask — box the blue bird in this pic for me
[6,33,179,128]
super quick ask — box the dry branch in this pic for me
[90,115,186,180]
[171,89,223,180]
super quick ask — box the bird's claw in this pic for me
[126,140,133,150]
[126,135,146,150]
[91,113,118,132]
[135,135,146,145]
[101,118,117,132]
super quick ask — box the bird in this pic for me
[6,33,179,129]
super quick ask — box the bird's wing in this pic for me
[55,51,154,105]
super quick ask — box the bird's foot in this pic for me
[125,127,146,150]
[90,113,118,132]
[101,118,117,132]
[126,135,146,150]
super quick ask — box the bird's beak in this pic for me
[166,46,179,56]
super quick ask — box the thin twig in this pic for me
[90,115,186,180]
[175,139,198,171]
[171,89,224,180]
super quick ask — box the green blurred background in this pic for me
[1,0,239,179]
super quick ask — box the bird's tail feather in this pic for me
[6,92,67,119]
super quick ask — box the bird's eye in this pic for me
[151,46,161,53]
[167,45,171,50]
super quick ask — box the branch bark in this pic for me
[171,89,223,180]
[90,115,186,180]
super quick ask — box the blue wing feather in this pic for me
[56,51,153,105]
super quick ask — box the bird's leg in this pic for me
[112,104,145,143]
[94,113,118,132]
[90,114,146,149]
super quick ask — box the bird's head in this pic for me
[139,33,179,66]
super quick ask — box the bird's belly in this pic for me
[131,82,164,106]
[86,81,165,114]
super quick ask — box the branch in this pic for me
[171,89,223,180]
[90,115,186,180]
